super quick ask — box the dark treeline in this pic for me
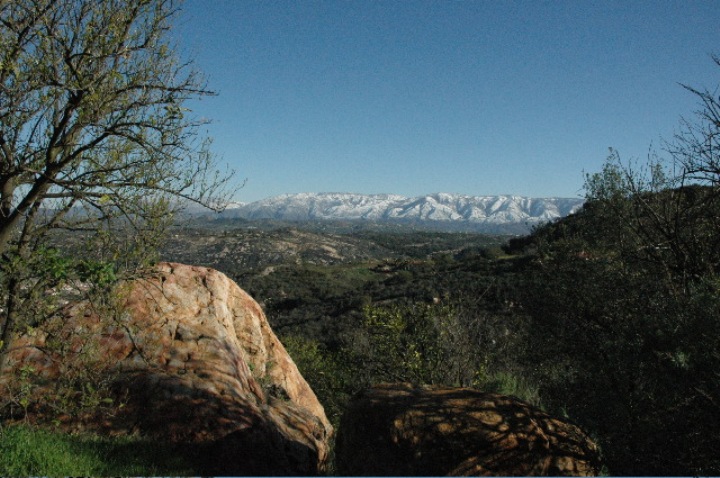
[221,177,719,475]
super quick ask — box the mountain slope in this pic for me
[215,193,583,232]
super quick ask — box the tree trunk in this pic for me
[0,278,19,360]
[0,177,17,256]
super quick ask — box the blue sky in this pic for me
[176,0,719,203]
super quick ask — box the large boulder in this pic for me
[0,262,332,475]
[335,383,601,476]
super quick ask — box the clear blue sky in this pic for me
[175,0,719,203]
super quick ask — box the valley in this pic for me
[160,219,517,341]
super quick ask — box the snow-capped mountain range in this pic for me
[210,192,584,233]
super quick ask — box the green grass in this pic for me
[0,425,198,476]
[482,371,543,408]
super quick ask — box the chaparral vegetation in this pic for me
[1,0,718,475]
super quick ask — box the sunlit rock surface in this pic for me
[0,262,332,475]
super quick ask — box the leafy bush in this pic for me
[280,335,354,427]
[511,149,720,474]
[353,303,482,386]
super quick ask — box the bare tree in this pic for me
[669,55,720,187]
[584,57,720,293]
[0,0,238,347]
[0,0,237,251]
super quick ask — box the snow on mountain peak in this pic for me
[215,192,584,232]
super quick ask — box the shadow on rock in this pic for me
[336,383,601,476]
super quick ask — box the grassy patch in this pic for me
[0,425,198,476]
[482,371,543,408]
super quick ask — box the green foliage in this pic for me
[282,298,534,436]
[512,158,720,474]
[480,370,542,407]
[357,304,461,385]
[352,302,522,391]
[503,62,720,474]
[0,245,128,426]
[0,0,237,382]
[13,247,118,287]
[233,233,516,346]
[0,246,118,339]
[0,0,234,423]
[0,425,197,476]
[0,0,237,256]
[280,335,353,427]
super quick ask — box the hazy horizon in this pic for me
[228,190,586,205]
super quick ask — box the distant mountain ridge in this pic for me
[208,192,584,233]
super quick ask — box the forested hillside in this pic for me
[505,185,720,475]
[160,224,514,343]
[161,173,720,476]
[159,223,530,426]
